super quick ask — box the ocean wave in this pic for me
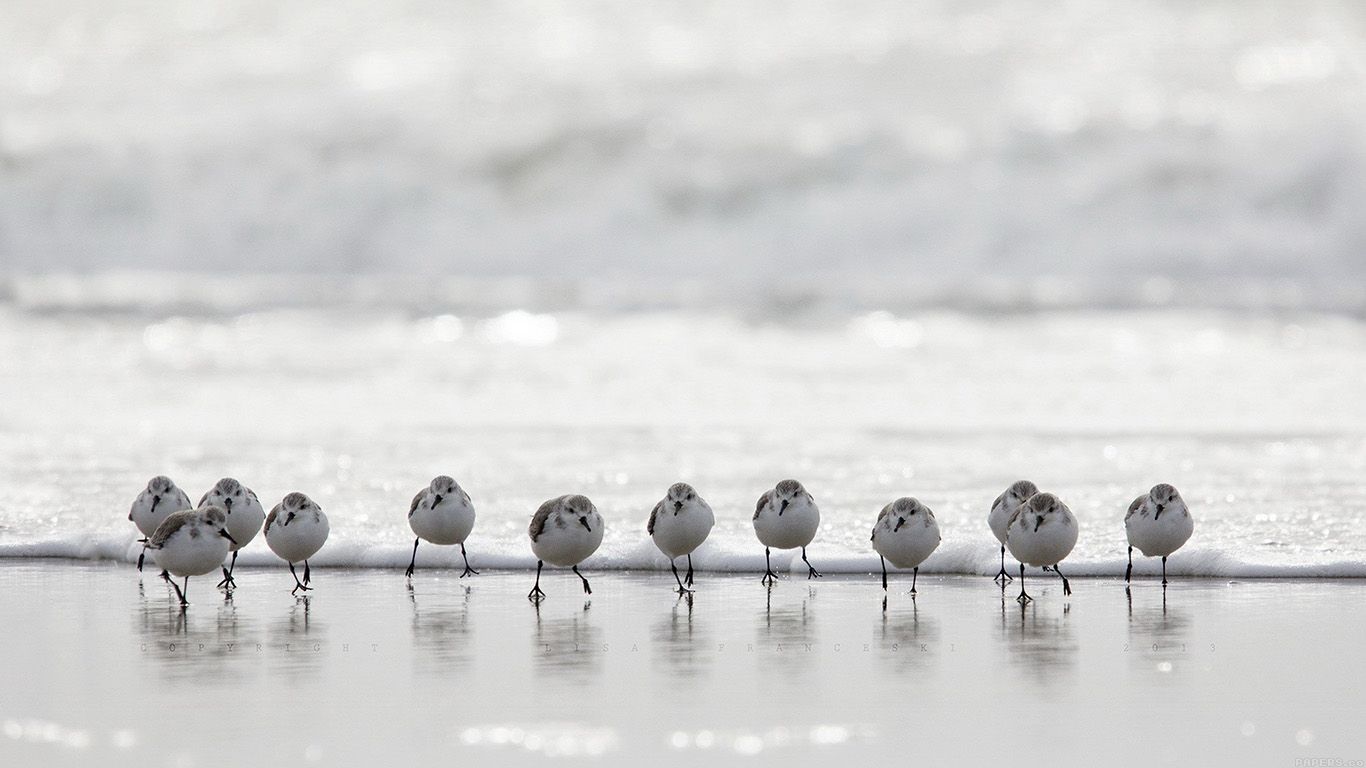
[3,272,1363,318]
[5,2,1366,313]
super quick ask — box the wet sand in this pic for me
[1,561,1362,766]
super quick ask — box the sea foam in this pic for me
[5,534,1364,579]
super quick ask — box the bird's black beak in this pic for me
[674,501,683,512]
[286,511,296,525]
[224,497,233,510]
[220,529,238,545]
[779,499,789,515]
[1034,517,1042,532]
[151,495,161,511]
[433,494,444,508]
[1154,503,1164,520]
[579,516,592,532]
[894,517,905,532]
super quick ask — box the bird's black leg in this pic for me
[459,543,479,578]
[685,554,694,587]
[165,571,189,606]
[671,559,692,594]
[137,545,146,573]
[404,538,420,579]
[880,556,888,591]
[1161,556,1168,587]
[993,545,1012,585]
[303,560,311,586]
[910,567,919,595]
[290,562,312,595]
[573,565,592,595]
[761,547,777,585]
[164,571,187,607]
[1054,563,1072,596]
[802,547,823,579]
[528,560,546,602]
[1016,563,1031,604]
[1126,545,1133,588]
[217,551,238,589]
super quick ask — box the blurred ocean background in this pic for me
[2,0,1365,575]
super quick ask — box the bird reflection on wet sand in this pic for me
[134,593,259,682]
[1127,587,1192,662]
[650,592,712,680]
[410,583,474,673]
[533,600,603,679]
[996,595,1078,682]
[263,596,328,679]
[878,596,939,672]
[756,584,816,672]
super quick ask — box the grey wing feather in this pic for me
[647,500,663,535]
[753,492,769,521]
[1006,507,1024,532]
[148,511,190,549]
[1125,495,1146,521]
[197,491,209,507]
[529,497,560,542]
[409,491,425,519]
[872,502,894,541]
[991,490,1006,513]
[264,505,281,535]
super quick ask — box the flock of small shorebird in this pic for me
[130,475,1196,608]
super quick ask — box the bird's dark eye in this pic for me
[687,493,694,499]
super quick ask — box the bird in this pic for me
[1004,492,1079,604]
[648,482,715,593]
[753,479,822,585]
[145,505,236,607]
[527,495,604,601]
[871,497,941,594]
[987,480,1038,585]
[264,492,330,595]
[128,476,194,572]
[1125,483,1195,589]
[198,477,265,590]
[405,475,478,579]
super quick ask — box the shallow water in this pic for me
[1,564,1361,765]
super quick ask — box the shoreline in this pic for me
[6,552,1366,581]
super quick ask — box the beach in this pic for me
[3,295,1365,767]
[2,561,1362,765]
[6,0,1366,763]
